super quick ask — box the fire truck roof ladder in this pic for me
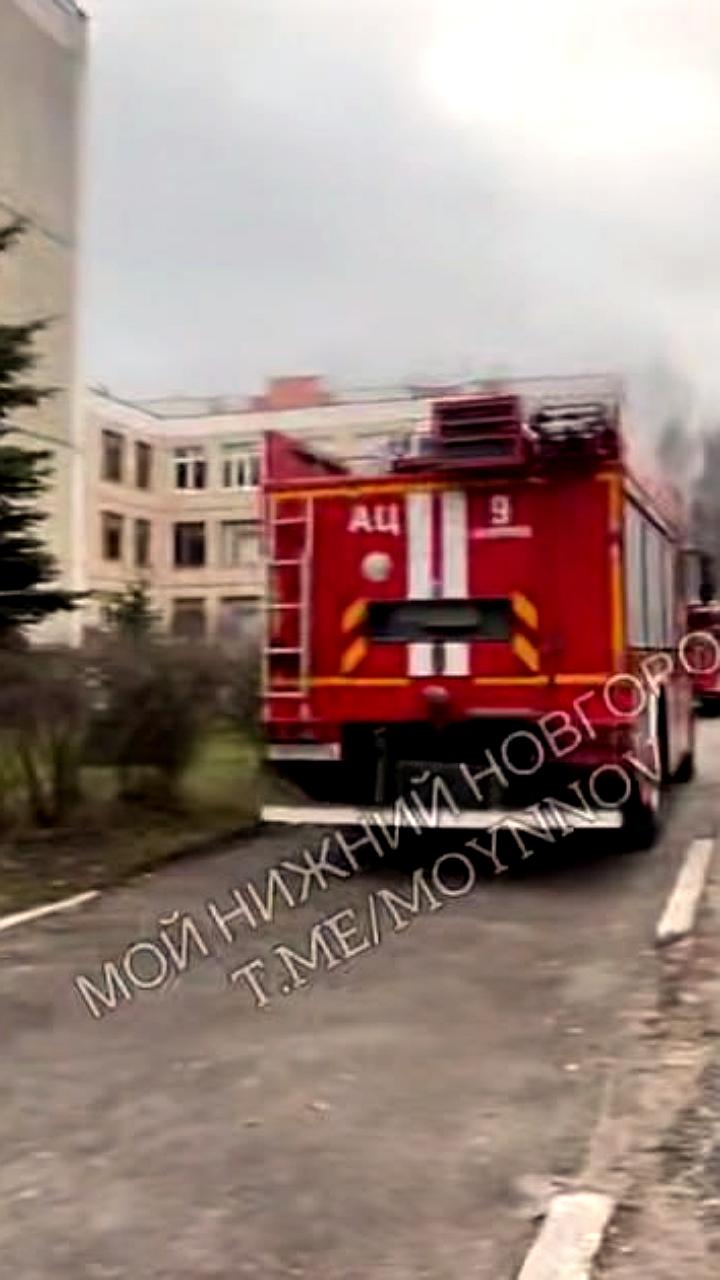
[263,495,313,703]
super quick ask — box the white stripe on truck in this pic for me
[441,489,470,676]
[406,491,433,676]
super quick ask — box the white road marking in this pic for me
[0,889,99,935]
[516,1191,615,1280]
[655,836,715,947]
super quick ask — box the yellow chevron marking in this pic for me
[341,598,367,633]
[512,592,538,631]
[512,633,540,673]
[340,636,368,675]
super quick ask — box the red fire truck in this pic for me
[678,549,720,709]
[687,595,720,710]
[261,377,695,847]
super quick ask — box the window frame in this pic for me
[217,596,262,639]
[173,520,206,568]
[171,597,207,639]
[101,429,125,484]
[135,440,153,490]
[219,520,260,568]
[134,517,151,568]
[221,444,260,490]
[101,510,124,562]
[173,446,207,491]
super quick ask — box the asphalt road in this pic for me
[2,724,719,1279]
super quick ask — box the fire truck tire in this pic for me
[620,786,661,851]
[674,750,695,784]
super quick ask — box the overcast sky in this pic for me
[83,0,720,424]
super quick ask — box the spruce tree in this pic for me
[0,219,78,640]
[105,582,159,640]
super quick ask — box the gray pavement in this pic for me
[1,724,719,1278]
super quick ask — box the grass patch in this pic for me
[183,722,261,822]
[0,722,263,915]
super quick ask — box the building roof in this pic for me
[91,376,469,421]
[91,372,628,421]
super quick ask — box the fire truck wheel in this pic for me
[620,782,662,851]
[674,750,695,784]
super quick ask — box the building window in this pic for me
[101,511,123,562]
[217,597,262,640]
[172,598,206,639]
[135,441,153,489]
[219,520,260,568]
[134,518,151,568]
[221,444,260,489]
[101,429,124,483]
[174,446,207,490]
[173,521,206,567]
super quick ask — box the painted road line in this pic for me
[0,889,99,935]
[655,836,715,947]
[517,1191,615,1280]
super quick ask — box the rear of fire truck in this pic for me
[680,548,720,709]
[687,599,720,709]
[261,381,669,841]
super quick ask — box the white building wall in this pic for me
[0,0,87,642]
[83,388,431,642]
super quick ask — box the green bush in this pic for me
[0,636,260,826]
[90,637,257,804]
[0,647,88,825]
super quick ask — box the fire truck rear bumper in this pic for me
[267,743,341,761]
[261,803,622,830]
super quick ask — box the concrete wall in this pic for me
[0,0,86,641]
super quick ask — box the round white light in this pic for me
[362,552,392,583]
